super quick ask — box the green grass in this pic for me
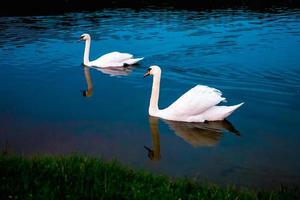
[0,154,299,200]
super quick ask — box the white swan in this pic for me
[80,33,143,68]
[144,65,244,122]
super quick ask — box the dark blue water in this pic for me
[1,8,300,188]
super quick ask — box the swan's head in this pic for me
[80,33,91,41]
[144,65,161,77]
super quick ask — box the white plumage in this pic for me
[80,33,143,68]
[144,65,244,122]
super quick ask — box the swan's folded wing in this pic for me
[164,85,226,118]
[95,52,133,64]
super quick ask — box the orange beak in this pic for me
[144,71,150,78]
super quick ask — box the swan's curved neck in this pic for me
[83,39,91,66]
[149,72,161,116]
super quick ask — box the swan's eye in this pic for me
[80,35,85,40]
[147,68,152,72]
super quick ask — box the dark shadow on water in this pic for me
[145,116,240,161]
[1,1,300,16]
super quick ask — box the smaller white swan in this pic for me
[80,33,143,68]
[144,65,244,122]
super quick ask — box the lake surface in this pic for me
[1,8,300,188]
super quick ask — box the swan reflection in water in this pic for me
[82,66,133,97]
[145,116,240,160]
[82,66,93,97]
[93,66,133,77]
[144,117,162,160]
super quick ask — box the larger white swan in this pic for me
[144,65,244,122]
[80,33,143,68]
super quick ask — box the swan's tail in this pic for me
[201,102,244,122]
[222,102,244,119]
[124,57,144,65]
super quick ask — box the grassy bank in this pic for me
[0,154,299,200]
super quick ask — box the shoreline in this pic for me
[1,154,299,199]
